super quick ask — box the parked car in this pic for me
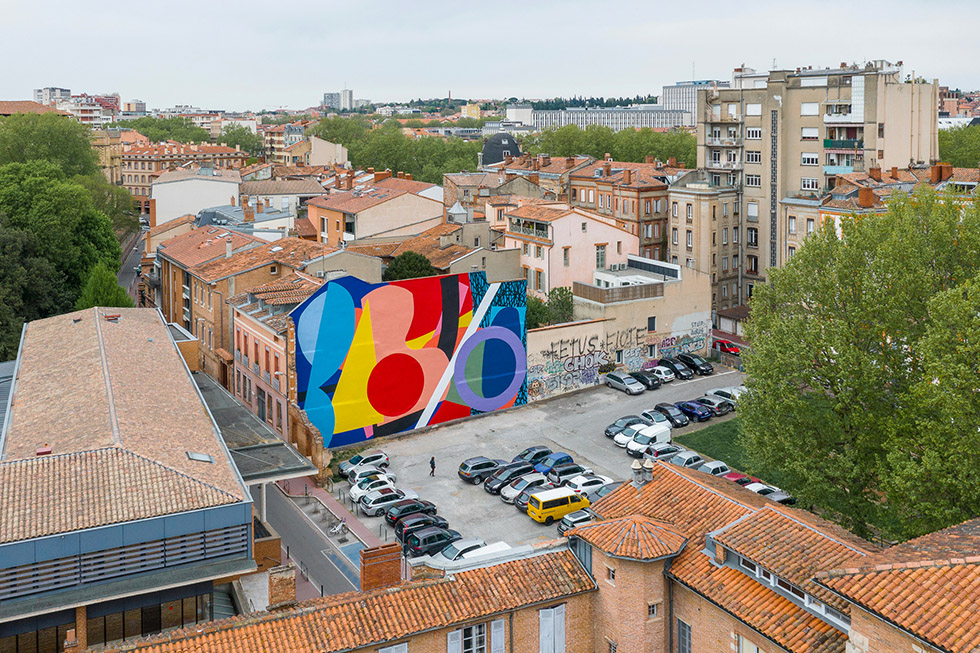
[483,462,536,494]
[460,542,512,560]
[605,371,645,395]
[657,357,694,380]
[428,537,486,562]
[629,371,662,390]
[458,457,509,485]
[767,490,798,505]
[723,471,760,486]
[677,352,714,376]
[565,474,613,495]
[500,472,550,504]
[557,509,593,536]
[705,386,745,408]
[533,452,574,475]
[586,480,623,504]
[612,424,648,448]
[669,451,705,469]
[625,424,672,457]
[695,395,735,416]
[527,487,590,524]
[547,463,594,487]
[654,403,690,428]
[349,466,398,486]
[698,461,732,476]
[384,498,437,526]
[348,475,396,502]
[604,415,650,438]
[394,513,449,543]
[515,486,551,513]
[339,449,390,477]
[713,339,741,355]
[359,487,418,516]
[642,442,687,463]
[743,482,797,505]
[675,400,712,422]
[511,445,552,465]
[649,366,676,383]
[639,409,672,428]
[405,527,462,558]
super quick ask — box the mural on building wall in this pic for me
[527,332,610,400]
[654,318,709,358]
[293,272,527,448]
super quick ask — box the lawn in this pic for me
[673,417,751,472]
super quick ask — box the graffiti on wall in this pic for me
[293,272,527,448]
[657,319,709,358]
[527,333,609,400]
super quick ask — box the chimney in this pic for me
[630,459,643,486]
[565,156,575,169]
[397,171,405,179]
[533,159,540,171]
[645,155,656,164]
[930,164,941,184]
[604,152,612,162]
[623,169,632,185]
[529,173,539,186]
[642,458,654,483]
[257,201,264,214]
[265,197,271,208]
[714,544,727,565]
[505,155,514,165]
[541,154,551,167]
[64,629,79,653]
[267,564,297,611]
[230,195,236,207]
[367,167,375,174]
[890,166,898,180]
[668,157,677,167]
[360,542,403,591]
[603,162,611,177]
[405,173,413,180]
[36,444,52,456]
[244,203,255,222]
[869,167,882,182]
[858,186,874,208]
[225,237,233,257]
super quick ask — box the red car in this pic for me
[723,471,760,486]
[713,339,741,355]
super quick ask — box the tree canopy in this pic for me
[525,287,574,329]
[522,125,696,168]
[110,116,210,143]
[75,261,135,310]
[219,124,264,155]
[938,124,980,168]
[0,113,99,177]
[382,251,438,281]
[738,188,980,539]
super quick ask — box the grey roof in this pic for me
[482,132,522,166]
[198,204,292,226]
[240,179,326,196]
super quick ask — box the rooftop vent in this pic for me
[103,314,120,323]
[186,451,214,463]
[36,445,52,457]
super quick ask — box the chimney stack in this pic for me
[642,458,654,483]
[942,163,953,181]
[230,195,236,207]
[645,155,656,164]
[890,166,898,180]
[397,171,405,179]
[541,154,551,167]
[257,201,264,214]
[869,167,882,182]
[267,564,297,611]
[565,156,575,169]
[265,197,271,208]
[668,157,677,168]
[505,155,514,165]
[360,542,403,591]
[623,169,632,185]
[603,162,611,177]
[858,186,874,208]
[930,164,941,184]
[604,153,612,162]
[225,237,233,257]
[367,167,375,174]
[405,173,413,180]
[630,459,643,486]
[529,172,539,186]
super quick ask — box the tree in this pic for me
[383,251,437,281]
[526,295,549,330]
[219,124,263,155]
[938,124,980,168]
[0,113,99,177]
[738,188,980,538]
[75,261,134,310]
[546,287,574,323]
[72,173,137,234]
[109,117,210,143]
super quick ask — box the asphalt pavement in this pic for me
[117,231,145,301]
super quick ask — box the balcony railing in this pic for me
[823,113,861,124]
[509,223,550,239]
[706,137,742,147]
[235,350,242,362]
[262,370,271,383]
[707,160,743,171]
[823,165,854,175]
[252,361,260,374]
[823,139,863,149]
[272,378,281,392]
[706,113,742,123]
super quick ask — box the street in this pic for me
[117,231,144,301]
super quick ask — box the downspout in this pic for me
[508,610,514,653]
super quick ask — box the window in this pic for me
[474,236,481,247]
[712,232,716,246]
[523,243,530,255]
[800,102,819,116]
[801,152,819,166]
[671,256,678,264]
[801,127,819,140]
[759,569,773,583]
[645,200,651,214]
[535,270,544,291]
[538,606,565,653]
[777,578,807,600]
[671,228,678,245]
[448,622,495,653]
[653,223,661,239]
[747,255,759,274]
[733,254,739,268]
[806,218,815,233]
[616,241,622,254]
[745,103,761,116]
[722,228,728,245]
[745,174,761,187]
[581,222,587,232]
[721,285,728,297]
[588,189,594,203]
[647,603,659,618]
[788,246,796,258]
[745,151,761,164]
[733,227,739,243]
[685,230,692,248]
[686,204,692,220]
[671,202,677,217]
[563,248,569,267]
[747,227,758,247]
[686,258,694,268]
[878,122,885,138]
[536,245,543,259]
[677,619,692,653]
[740,557,757,573]
[595,245,606,269]
[654,199,663,213]
[746,202,758,221]
[746,127,762,139]
[647,316,657,332]
[722,202,728,217]
[788,216,797,234]
[722,256,728,271]
[608,642,617,653]
[738,635,762,653]
[607,566,616,582]
[644,223,653,239]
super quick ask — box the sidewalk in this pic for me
[281,476,383,548]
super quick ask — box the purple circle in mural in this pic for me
[453,326,526,412]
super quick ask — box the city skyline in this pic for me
[2,0,977,111]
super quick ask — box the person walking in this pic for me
[429,456,436,476]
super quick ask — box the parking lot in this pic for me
[341,368,744,548]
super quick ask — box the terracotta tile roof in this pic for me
[569,515,687,560]
[505,204,574,223]
[273,165,331,179]
[123,142,244,158]
[147,214,196,238]
[345,242,400,258]
[570,161,672,190]
[240,179,326,196]
[444,172,503,187]
[374,177,438,195]
[232,273,322,307]
[239,162,274,177]
[0,100,69,116]
[488,155,593,176]
[158,227,265,269]
[117,549,595,653]
[0,308,245,542]
[951,168,980,184]
[294,215,318,238]
[192,238,333,282]
[307,188,408,213]
[716,304,750,321]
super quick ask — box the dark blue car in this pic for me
[675,400,712,422]
[533,452,573,474]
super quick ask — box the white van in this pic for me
[461,542,512,560]
[626,423,672,457]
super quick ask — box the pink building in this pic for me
[231,273,322,435]
[503,203,637,297]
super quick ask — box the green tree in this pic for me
[0,113,99,177]
[75,261,135,310]
[938,124,980,168]
[110,117,210,143]
[72,173,137,234]
[383,251,437,281]
[526,295,550,330]
[546,287,574,323]
[219,124,263,155]
[738,188,980,538]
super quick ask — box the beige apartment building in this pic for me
[686,60,938,310]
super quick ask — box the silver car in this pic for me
[705,386,746,407]
[359,487,418,516]
[697,460,731,476]
[605,371,645,395]
[500,472,548,504]
[669,451,705,469]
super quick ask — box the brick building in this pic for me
[483,154,595,199]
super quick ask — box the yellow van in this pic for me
[527,487,590,524]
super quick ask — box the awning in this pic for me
[214,347,234,362]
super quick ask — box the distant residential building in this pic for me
[239,178,326,217]
[322,91,341,109]
[32,86,71,105]
[340,89,354,111]
[178,112,220,132]
[139,214,199,308]
[530,105,691,132]
[211,117,258,140]
[662,80,730,125]
[504,103,534,125]
[122,98,146,113]
[307,136,349,167]
[89,128,123,184]
[150,167,242,227]
[376,105,395,117]
[462,102,482,119]
[55,97,114,126]
[483,153,594,198]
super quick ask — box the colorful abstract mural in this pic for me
[292,272,528,448]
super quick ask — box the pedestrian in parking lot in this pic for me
[429,456,436,476]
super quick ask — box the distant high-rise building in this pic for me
[123,99,147,114]
[322,92,341,109]
[33,86,71,106]
[662,80,729,126]
[340,89,354,111]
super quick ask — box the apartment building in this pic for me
[691,60,939,308]
[662,80,730,124]
[239,179,326,217]
[90,128,123,185]
[123,143,248,214]
[483,153,595,198]
[32,86,71,105]
[149,167,242,227]
[522,106,692,132]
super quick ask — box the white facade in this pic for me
[340,89,354,111]
[151,171,241,226]
[662,81,729,125]
[531,107,692,132]
[33,87,70,105]
[55,99,113,126]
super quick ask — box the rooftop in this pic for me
[0,100,69,116]
[569,515,687,560]
[158,226,265,269]
[229,273,322,334]
[307,187,409,214]
[191,237,333,282]
[486,154,593,176]
[0,308,246,544]
[240,179,326,197]
[153,168,241,185]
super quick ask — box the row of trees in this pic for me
[739,188,980,540]
[108,116,211,143]
[938,124,980,168]
[0,114,133,357]
[530,95,658,110]
[522,125,696,168]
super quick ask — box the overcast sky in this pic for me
[2,0,976,112]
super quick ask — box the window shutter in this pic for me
[448,629,462,653]
[539,608,554,653]
[491,619,505,653]
[554,605,566,653]
[379,645,408,653]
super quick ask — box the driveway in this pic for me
[343,369,744,548]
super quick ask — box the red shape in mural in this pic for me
[367,353,425,417]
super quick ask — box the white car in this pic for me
[348,475,396,502]
[625,424,672,457]
[349,465,397,486]
[340,449,390,478]
[649,366,676,383]
[744,482,781,495]
[566,474,614,495]
[705,386,746,407]
[613,424,646,447]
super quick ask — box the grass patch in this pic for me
[673,417,750,472]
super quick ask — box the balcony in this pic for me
[823,113,861,124]
[234,350,241,362]
[509,223,550,240]
[823,165,854,175]
[272,378,281,392]
[252,361,260,374]
[242,355,249,368]
[706,113,742,123]
[706,160,743,171]
[706,137,742,147]
[262,370,271,383]
[823,139,863,149]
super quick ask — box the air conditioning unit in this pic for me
[314,270,326,278]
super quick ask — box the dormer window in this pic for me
[739,557,757,574]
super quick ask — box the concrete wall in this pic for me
[303,250,383,284]
[314,193,443,245]
[526,319,610,401]
[151,178,240,226]
[448,247,522,284]
[309,136,349,167]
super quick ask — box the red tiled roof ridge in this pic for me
[816,556,980,580]
[743,505,872,557]
[656,461,757,512]
[568,514,688,559]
